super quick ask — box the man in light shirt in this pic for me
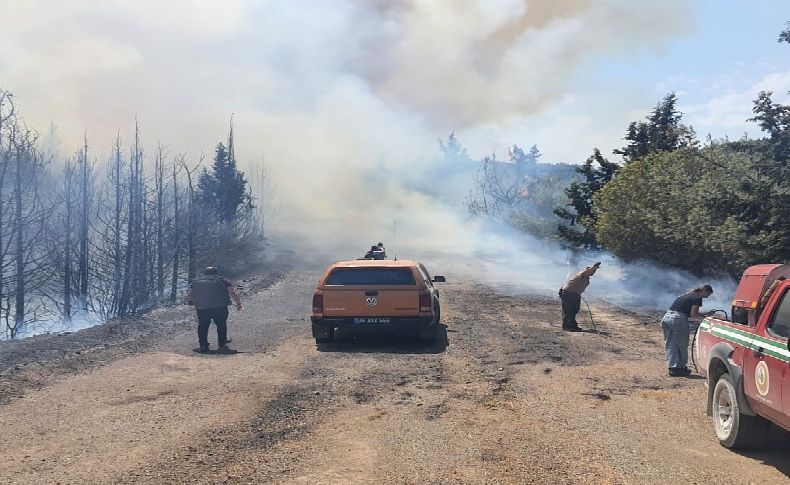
[558,262,600,332]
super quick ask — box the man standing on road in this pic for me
[187,266,243,353]
[661,285,713,377]
[559,262,600,332]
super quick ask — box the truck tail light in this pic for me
[419,293,432,313]
[312,294,323,314]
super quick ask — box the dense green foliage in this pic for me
[594,91,790,276]
[595,148,723,273]
[555,20,790,276]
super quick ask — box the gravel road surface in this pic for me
[0,265,788,484]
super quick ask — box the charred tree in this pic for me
[13,136,26,330]
[9,128,48,336]
[155,144,166,300]
[77,133,92,308]
[131,120,146,312]
[181,157,199,283]
[465,154,526,218]
[170,159,181,303]
[112,135,124,314]
[62,160,74,321]
[0,90,15,335]
[118,122,142,315]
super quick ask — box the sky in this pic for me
[458,0,790,162]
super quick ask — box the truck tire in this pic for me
[312,325,334,343]
[712,373,770,449]
[417,305,440,343]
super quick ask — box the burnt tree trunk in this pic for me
[183,162,197,284]
[118,123,140,315]
[170,162,180,303]
[77,134,90,308]
[155,145,165,300]
[63,161,73,321]
[13,143,24,330]
[112,136,123,315]
[0,92,12,335]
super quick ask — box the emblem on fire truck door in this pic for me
[365,297,378,307]
[755,360,770,397]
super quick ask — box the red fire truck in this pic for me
[696,264,790,448]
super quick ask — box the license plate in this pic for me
[353,317,391,324]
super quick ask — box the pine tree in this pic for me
[779,21,790,43]
[198,124,247,226]
[615,93,695,163]
[438,132,467,159]
[510,144,539,179]
[554,149,619,248]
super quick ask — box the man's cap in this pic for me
[204,266,219,275]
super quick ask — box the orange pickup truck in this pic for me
[310,259,445,343]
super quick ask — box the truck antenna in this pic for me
[393,219,398,261]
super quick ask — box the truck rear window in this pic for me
[325,268,416,286]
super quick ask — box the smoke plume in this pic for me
[0,0,708,313]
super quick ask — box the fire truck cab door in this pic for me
[746,287,790,425]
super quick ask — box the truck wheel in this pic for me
[712,373,770,449]
[312,325,334,343]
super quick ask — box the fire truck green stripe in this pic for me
[750,332,788,350]
[710,327,753,346]
[703,318,772,346]
[712,324,788,355]
[763,348,788,361]
[712,329,783,360]
[711,327,778,353]
[701,319,790,363]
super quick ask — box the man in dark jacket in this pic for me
[187,267,243,352]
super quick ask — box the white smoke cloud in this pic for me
[1,0,690,150]
[0,0,711,311]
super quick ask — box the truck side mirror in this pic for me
[432,275,446,283]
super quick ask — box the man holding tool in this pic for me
[559,262,600,332]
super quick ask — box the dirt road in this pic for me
[1,268,788,484]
